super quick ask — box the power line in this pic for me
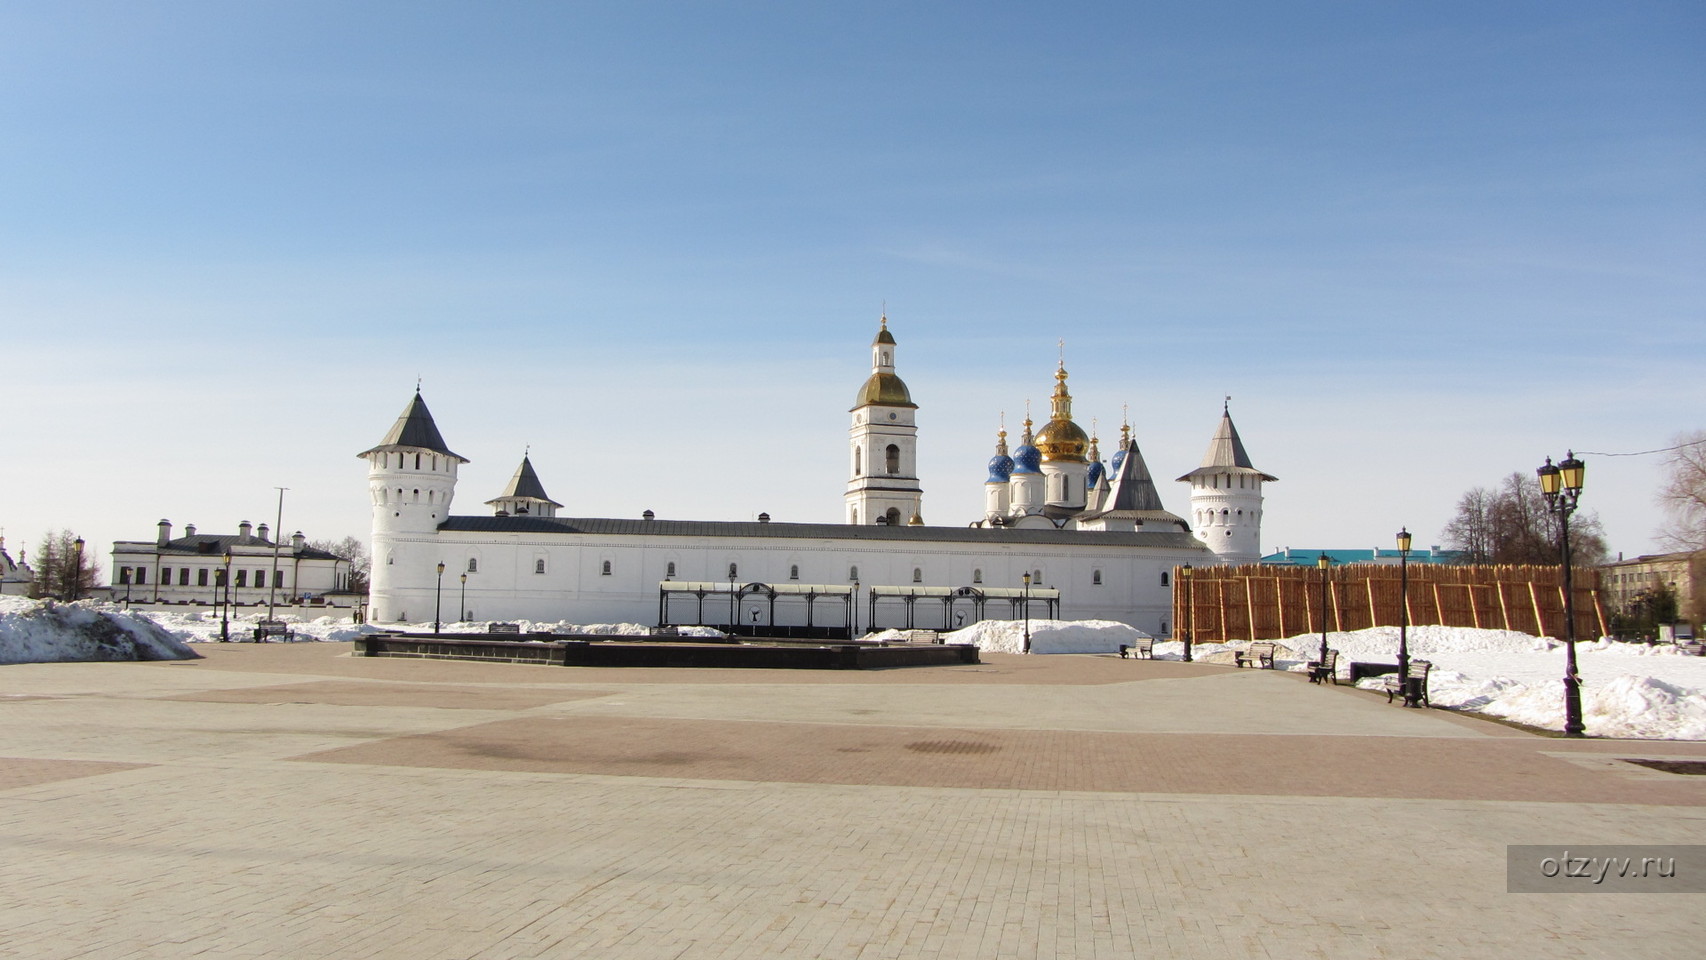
[1575,437,1706,458]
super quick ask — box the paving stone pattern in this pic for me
[1,643,1703,959]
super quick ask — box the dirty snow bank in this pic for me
[0,596,197,663]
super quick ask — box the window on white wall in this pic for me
[666,562,677,578]
[601,561,611,576]
[467,558,478,573]
[1092,570,1102,585]
[789,565,799,580]
[912,568,922,583]
[535,558,546,575]
[972,569,982,584]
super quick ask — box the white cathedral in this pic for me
[363,319,1273,636]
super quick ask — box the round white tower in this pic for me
[359,391,467,621]
[1175,402,1275,564]
[845,315,924,526]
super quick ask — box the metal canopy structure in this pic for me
[656,581,1063,638]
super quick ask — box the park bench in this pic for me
[898,630,941,644]
[1118,638,1155,659]
[1307,649,1339,684]
[252,620,293,643]
[487,622,522,634]
[1234,642,1276,669]
[1382,659,1433,706]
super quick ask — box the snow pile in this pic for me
[1249,624,1706,740]
[941,619,1151,655]
[1476,675,1706,740]
[0,596,197,664]
[134,609,726,643]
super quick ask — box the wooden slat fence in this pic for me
[1174,563,1605,644]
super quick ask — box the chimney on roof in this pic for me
[758,512,771,524]
[257,523,270,543]
[292,531,305,551]
[184,523,196,538]
[158,519,172,546]
[239,521,253,541]
[643,510,655,521]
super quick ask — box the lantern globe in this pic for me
[1537,458,1562,496]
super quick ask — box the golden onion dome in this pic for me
[1035,417,1090,462]
[854,372,915,409]
[1035,361,1088,461]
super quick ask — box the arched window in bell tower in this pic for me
[854,447,862,476]
[885,444,899,474]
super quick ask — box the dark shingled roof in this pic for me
[120,533,345,561]
[440,515,1208,550]
[486,456,563,508]
[358,391,467,462]
[1176,408,1276,482]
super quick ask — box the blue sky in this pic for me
[2,2,1701,570]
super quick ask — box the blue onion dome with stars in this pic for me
[987,426,1015,482]
[1012,416,1043,474]
[1013,443,1042,474]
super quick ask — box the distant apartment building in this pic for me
[1599,550,1705,626]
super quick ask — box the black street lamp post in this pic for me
[728,572,737,631]
[1022,572,1032,654]
[1317,553,1331,667]
[220,551,232,642]
[459,572,468,623]
[1396,528,1417,707]
[1180,564,1194,662]
[1538,452,1587,737]
[434,562,445,635]
[70,537,84,601]
[851,578,860,639]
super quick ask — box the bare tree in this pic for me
[1443,487,1496,563]
[1443,473,1607,566]
[30,530,102,600]
[309,536,370,596]
[1657,430,1706,552]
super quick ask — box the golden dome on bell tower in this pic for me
[1033,362,1089,462]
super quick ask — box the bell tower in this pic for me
[845,315,923,526]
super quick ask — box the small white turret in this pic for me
[1176,401,1275,563]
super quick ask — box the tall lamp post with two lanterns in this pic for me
[1538,452,1587,738]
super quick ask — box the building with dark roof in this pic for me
[109,520,356,608]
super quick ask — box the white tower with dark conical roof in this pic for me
[1176,401,1275,563]
[845,315,923,526]
[359,390,467,621]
